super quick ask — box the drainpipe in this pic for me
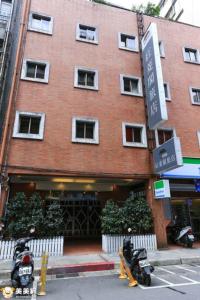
[0,0,31,216]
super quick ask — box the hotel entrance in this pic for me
[9,175,145,254]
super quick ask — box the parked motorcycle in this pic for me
[11,227,35,288]
[174,226,194,248]
[122,233,154,286]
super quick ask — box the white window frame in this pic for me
[197,130,200,148]
[76,23,98,44]
[159,41,165,58]
[163,82,171,101]
[72,117,99,144]
[21,59,50,83]
[13,111,45,140]
[120,74,143,97]
[182,47,200,64]
[28,12,53,35]
[122,122,147,148]
[189,87,200,105]
[118,32,139,52]
[155,127,176,147]
[74,66,98,90]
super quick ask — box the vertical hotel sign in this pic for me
[142,23,168,129]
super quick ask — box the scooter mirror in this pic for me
[30,227,35,234]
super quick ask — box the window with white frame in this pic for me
[183,47,200,63]
[122,122,147,148]
[163,82,171,101]
[155,128,175,146]
[120,74,142,96]
[76,24,98,44]
[72,117,99,144]
[13,111,45,140]
[74,67,98,90]
[118,33,138,52]
[190,87,200,105]
[197,131,200,148]
[28,12,53,34]
[159,41,165,57]
[21,59,50,83]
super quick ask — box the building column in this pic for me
[146,178,171,249]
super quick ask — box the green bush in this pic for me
[101,196,153,234]
[101,200,123,234]
[4,192,63,238]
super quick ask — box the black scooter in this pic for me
[11,228,35,288]
[123,234,154,286]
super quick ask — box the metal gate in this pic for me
[48,191,101,238]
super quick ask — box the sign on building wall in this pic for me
[153,137,183,174]
[154,179,171,199]
[142,23,168,129]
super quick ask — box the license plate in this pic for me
[139,260,150,267]
[188,234,194,239]
[19,266,32,276]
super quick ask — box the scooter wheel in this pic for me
[143,274,151,286]
[187,242,193,248]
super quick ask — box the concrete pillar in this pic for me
[146,178,171,249]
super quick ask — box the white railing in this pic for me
[0,236,64,260]
[102,234,157,253]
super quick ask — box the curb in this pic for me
[1,257,200,281]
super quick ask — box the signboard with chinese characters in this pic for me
[153,137,183,174]
[142,23,168,129]
[154,179,171,199]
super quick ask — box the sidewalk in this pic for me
[1,247,200,280]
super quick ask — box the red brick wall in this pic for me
[8,0,150,176]
[7,0,200,178]
[144,16,200,157]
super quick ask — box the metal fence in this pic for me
[102,234,157,253]
[0,236,64,260]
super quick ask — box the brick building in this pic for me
[0,0,200,249]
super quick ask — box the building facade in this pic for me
[0,0,200,248]
[159,0,200,27]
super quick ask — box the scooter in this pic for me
[11,228,35,288]
[175,226,194,248]
[123,234,154,286]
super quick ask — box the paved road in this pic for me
[1,264,200,299]
[40,263,200,300]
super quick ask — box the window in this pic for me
[122,122,147,148]
[21,59,50,83]
[120,74,142,96]
[197,131,200,148]
[118,33,138,52]
[190,87,200,105]
[13,111,45,140]
[76,24,98,44]
[72,117,99,144]
[74,67,98,90]
[1,1,12,17]
[155,128,175,146]
[163,82,171,101]
[28,12,53,35]
[183,47,200,64]
[159,41,165,57]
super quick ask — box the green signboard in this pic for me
[154,179,171,199]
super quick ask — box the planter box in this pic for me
[102,234,157,253]
[0,236,64,260]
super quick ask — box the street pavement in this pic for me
[1,246,200,280]
[40,263,200,300]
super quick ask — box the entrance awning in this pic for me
[162,157,200,179]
